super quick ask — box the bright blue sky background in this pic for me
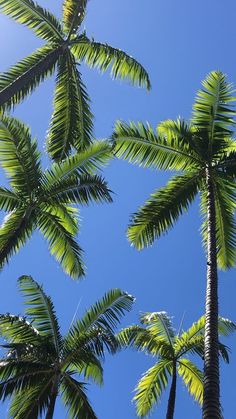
[0,0,236,418]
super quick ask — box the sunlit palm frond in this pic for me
[0,314,41,345]
[18,276,62,354]
[177,359,203,405]
[134,360,172,417]
[0,45,62,109]
[47,52,93,160]
[0,188,22,212]
[71,36,151,90]
[62,0,88,35]
[0,0,63,42]
[128,172,200,249]
[140,312,175,349]
[113,121,200,171]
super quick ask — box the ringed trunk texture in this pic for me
[202,167,220,418]
[166,362,177,419]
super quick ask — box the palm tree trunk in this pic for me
[166,362,177,419]
[202,167,220,418]
[0,46,63,108]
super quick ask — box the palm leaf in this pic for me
[69,355,103,386]
[0,209,34,269]
[62,0,88,35]
[113,121,200,171]
[46,51,93,160]
[0,314,41,345]
[0,0,63,41]
[177,358,203,405]
[141,312,175,348]
[0,188,22,212]
[37,208,85,278]
[71,36,151,90]
[61,374,97,419]
[134,360,172,417]
[18,275,62,354]
[0,115,41,193]
[0,45,62,109]
[127,172,200,249]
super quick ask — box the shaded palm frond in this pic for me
[62,0,88,35]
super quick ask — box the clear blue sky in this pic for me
[0,1,236,418]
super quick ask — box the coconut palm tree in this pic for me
[113,71,236,418]
[0,0,150,160]
[0,114,112,278]
[117,311,235,419]
[0,275,134,418]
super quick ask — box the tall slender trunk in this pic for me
[202,167,220,418]
[166,361,177,419]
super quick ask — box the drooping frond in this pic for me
[113,121,200,171]
[0,0,63,41]
[192,71,236,154]
[37,204,79,235]
[71,37,151,90]
[134,360,172,417]
[46,52,93,160]
[70,355,103,385]
[0,188,21,212]
[0,209,34,269]
[62,0,88,35]
[0,314,41,345]
[217,149,236,178]
[128,172,200,249]
[177,359,203,405]
[0,45,62,109]
[18,276,62,354]
[37,208,85,278]
[43,174,112,206]
[0,115,41,192]
[141,312,175,349]
[61,375,97,419]
[8,381,53,419]
[217,317,236,336]
[200,176,236,269]
[42,141,112,186]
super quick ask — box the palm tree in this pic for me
[0,0,150,160]
[0,275,134,418]
[117,311,235,419]
[0,114,112,278]
[113,71,236,418]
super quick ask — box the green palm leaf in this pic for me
[0,315,41,345]
[0,188,22,212]
[141,312,175,348]
[18,276,62,354]
[128,172,201,249]
[0,45,62,109]
[177,359,203,405]
[62,0,88,35]
[61,375,97,419]
[134,360,172,417]
[37,208,85,278]
[71,37,151,90]
[0,0,63,41]
[113,121,200,171]
[46,51,93,160]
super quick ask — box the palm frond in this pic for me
[0,188,22,212]
[0,208,34,269]
[70,355,103,386]
[217,149,236,178]
[192,71,236,154]
[177,358,203,405]
[46,52,93,160]
[113,121,200,171]
[0,314,41,345]
[71,36,151,90]
[0,45,62,109]
[128,172,200,249]
[37,204,79,235]
[62,0,88,35]
[42,141,112,187]
[61,374,97,419]
[37,208,85,278]
[0,115,41,193]
[0,0,63,41]
[134,360,172,417]
[43,174,112,206]
[18,276,62,354]
[141,312,175,349]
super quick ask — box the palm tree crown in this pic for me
[113,71,236,417]
[0,114,112,278]
[118,311,235,418]
[0,275,134,418]
[0,0,150,160]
